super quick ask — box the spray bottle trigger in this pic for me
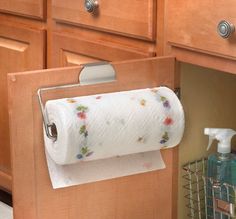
[207,136,214,151]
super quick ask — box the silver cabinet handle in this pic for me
[217,20,235,38]
[84,0,99,13]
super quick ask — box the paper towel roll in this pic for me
[44,87,185,165]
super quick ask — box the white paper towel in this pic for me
[44,87,185,188]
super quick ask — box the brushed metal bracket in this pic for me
[37,62,116,142]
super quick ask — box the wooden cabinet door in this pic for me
[52,0,156,40]
[0,0,45,19]
[0,22,45,191]
[50,33,155,68]
[8,57,178,219]
[167,0,236,59]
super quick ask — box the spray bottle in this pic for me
[205,128,236,218]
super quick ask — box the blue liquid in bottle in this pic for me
[204,128,236,219]
[207,153,231,219]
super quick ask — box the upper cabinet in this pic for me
[52,0,156,41]
[0,0,45,19]
[166,0,236,74]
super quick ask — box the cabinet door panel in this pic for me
[8,57,177,219]
[0,23,45,191]
[0,0,45,19]
[62,51,101,66]
[167,0,236,59]
[50,33,154,68]
[52,0,156,40]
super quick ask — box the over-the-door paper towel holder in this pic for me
[37,61,181,142]
[37,62,116,142]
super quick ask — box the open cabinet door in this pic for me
[8,57,178,219]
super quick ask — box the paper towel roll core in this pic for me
[44,87,185,165]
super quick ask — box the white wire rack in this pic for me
[182,158,236,219]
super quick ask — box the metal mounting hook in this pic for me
[37,62,116,142]
[38,88,58,141]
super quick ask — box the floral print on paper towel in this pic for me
[77,105,88,120]
[151,89,174,146]
[66,98,77,103]
[160,131,169,144]
[135,89,174,146]
[164,117,174,126]
[151,89,171,109]
[140,99,146,106]
[74,104,94,160]
[160,96,171,109]
[95,96,102,100]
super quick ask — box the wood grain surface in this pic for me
[0,21,45,191]
[8,57,178,219]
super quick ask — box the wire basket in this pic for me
[182,158,236,219]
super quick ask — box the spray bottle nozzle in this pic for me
[204,128,214,151]
[207,136,214,151]
[204,128,236,154]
